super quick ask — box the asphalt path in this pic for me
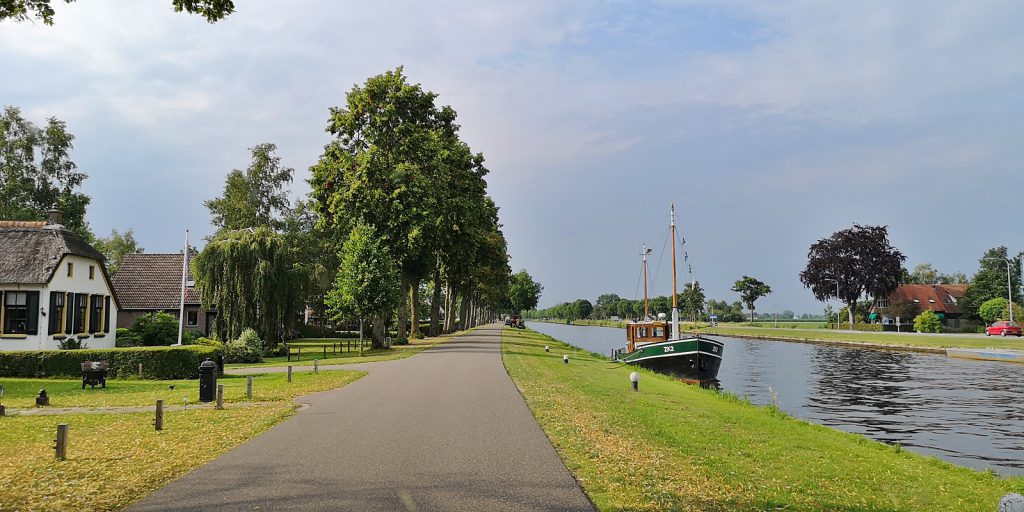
[129,325,593,511]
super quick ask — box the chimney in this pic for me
[46,207,63,226]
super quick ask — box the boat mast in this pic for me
[641,243,651,319]
[670,204,680,340]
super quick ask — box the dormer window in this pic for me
[67,262,73,277]
[913,299,920,303]
[928,299,935,303]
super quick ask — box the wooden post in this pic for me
[246,376,253,399]
[286,345,291,362]
[55,424,69,460]
[155,400,164,431]
[298,347,302,361]
[139,362,143,379]
[287,366,292,382]
[216,384,224,410]
[314,359,318,374]
[323,346,327,359]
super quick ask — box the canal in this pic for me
[527,321,1024,476]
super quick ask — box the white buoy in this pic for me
[563,355,569,364]
[1000,493,1024,512]
[629,372,640,391]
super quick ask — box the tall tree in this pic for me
[0,0,234,24]
[0,106,91,239]
[960,247,1022,321]
[205,143,294,232]
[94,229,143,274]
[280,199,338,325]
[680,281,706,322]
[732,276,771,322]
[191,227,306,344]
[507,270,543,314]
[325,222,400,347]
[905,263,939,284]
[799,224,906,327]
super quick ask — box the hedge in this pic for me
[0,345,223,380]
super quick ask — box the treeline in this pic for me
[522,284,749,322]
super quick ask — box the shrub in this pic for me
[115,328,140,347]
[224,328,263,364]
[978,298,1024,324]
[193,337,224,350]
[913,310,943,333]
[0,345,221,379]
[392,337,409,346]
[181,329,204,345]
[129,312,180,346]
[410,331,424,339]
[57,336,88,350]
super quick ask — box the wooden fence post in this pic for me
[287,366,292,382]
[155,400,164,431]
[55,424,69,460]
[216,384,224,410]
[246,376,253,399]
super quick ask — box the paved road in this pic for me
[129,325,593,511]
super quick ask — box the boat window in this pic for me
[654,327,664,337]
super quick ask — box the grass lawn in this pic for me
[228,330,471,369]
[502,327,1024,511]
[0,370,365,409]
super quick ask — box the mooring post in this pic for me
[216,384,224,410]
[155,400,164,431]
[55,424,69,460]
[287,365,293,382]
[246,376,253,399]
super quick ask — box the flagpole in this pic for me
[176,229,189,346]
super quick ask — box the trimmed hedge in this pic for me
[0,345,222,380]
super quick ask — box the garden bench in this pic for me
[81,361,109,389]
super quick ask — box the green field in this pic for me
[502,326,1023,511]
[227,330,471,369]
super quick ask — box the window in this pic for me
[875,299,890,308]
[89,295,103,333]
[3,291,39,335]
[89,266,95,280]
[74,293,88,334]
[186,310,199,327]
[48,292,65,335]
[67,262,73,277]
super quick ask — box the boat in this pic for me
[614,204,725,385]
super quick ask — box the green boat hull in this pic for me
[618,336,724,383]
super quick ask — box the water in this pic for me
[527,321,1024,476]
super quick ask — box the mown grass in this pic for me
[0,370,364,409]
[228,329,473,368]
[0,404,295,511]
[502,327,1024,511]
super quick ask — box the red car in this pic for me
[985,321,1022,337]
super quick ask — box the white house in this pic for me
[0,210,118,351]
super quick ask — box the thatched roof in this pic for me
[0,225,106,285]
[112,253,201,310]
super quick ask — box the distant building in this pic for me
[871,284,969,327]
[112,253,215,335]
[0,210,118,350]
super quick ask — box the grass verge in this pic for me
[502,326,1024,511]
[0,370,365,409]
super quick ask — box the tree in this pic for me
[94,229,143,274]
[325,222,400,347]
[732,275,772,322]
[572,299,593,320]
[508,269,543,314]
[0,0,234,25]
[192,227,306,345]
[977,298,1024,324]
[960,247,1022,321]
[905,263,939,284]
[799,224,906,327]
[1,106,91,239]
[205,143,294,232]
[913,310,943,333]
[280,199,339,325]
[680,281,705,322]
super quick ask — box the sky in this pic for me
[2,1,1023,314]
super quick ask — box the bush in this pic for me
[181,329,204,345]
[978,298,1024,324]
[193,337,224,350]
[913,310,943,333]
[392,337,409,346]
[410,331,424,339]
[115,328,140,347]
[57,336,88,350]
[129,312,180,346]
[224,328,263,364]
[0,345,221,379]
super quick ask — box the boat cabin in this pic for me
[626,320,669,351]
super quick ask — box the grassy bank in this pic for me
[0,369,365,511]
[502,327,1023,511]
[228,329,471,369]
[530,318,1024,351]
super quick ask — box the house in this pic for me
[0,210,118,350]
[871,284,969,327]
[111,253,215,336]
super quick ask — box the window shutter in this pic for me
[26,291,40,335]
[65,293,74,333]
[48,292,60,334]
[88,295,97,334]
[104,296,111,333]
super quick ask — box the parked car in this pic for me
[985,321,1022,337]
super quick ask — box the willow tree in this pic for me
[192,227,305,344]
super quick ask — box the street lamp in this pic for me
[984,257,1015,323]
[825,278,840,330]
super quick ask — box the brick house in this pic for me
[111,253,216,336]
[0,211,118,350]
[871,284,969,327]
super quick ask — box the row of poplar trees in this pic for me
[193,68,512,348]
